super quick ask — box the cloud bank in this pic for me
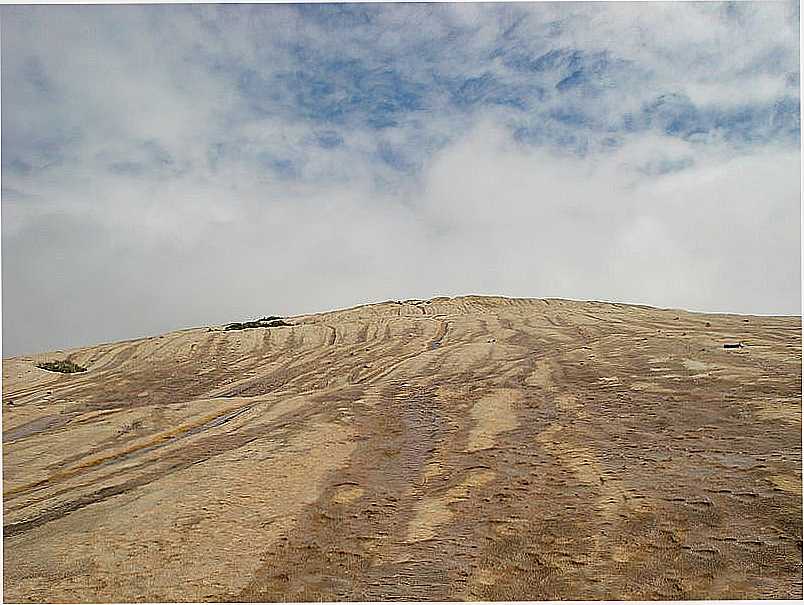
[1,2,800,355]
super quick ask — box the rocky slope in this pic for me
[2,296,801,601]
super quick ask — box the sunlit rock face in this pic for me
[3,295,801,601]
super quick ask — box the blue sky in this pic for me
[1,2,801,355]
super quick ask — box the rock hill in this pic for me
[2,296,801,601]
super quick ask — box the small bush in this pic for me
[37,360,87,374]
[224,317,291,331]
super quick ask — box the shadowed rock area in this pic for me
[2,295,802,601]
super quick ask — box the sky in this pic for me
[1,1,801,356]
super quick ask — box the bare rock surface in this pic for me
[3,295,801,601]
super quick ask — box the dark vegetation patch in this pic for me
[36,360,87,374]
[225,316,292,331]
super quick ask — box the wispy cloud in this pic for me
[1,2,800,355]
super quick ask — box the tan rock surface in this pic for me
[3,296,801,600]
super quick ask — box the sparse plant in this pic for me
[224,316,291,331]
[36,360,87,374]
